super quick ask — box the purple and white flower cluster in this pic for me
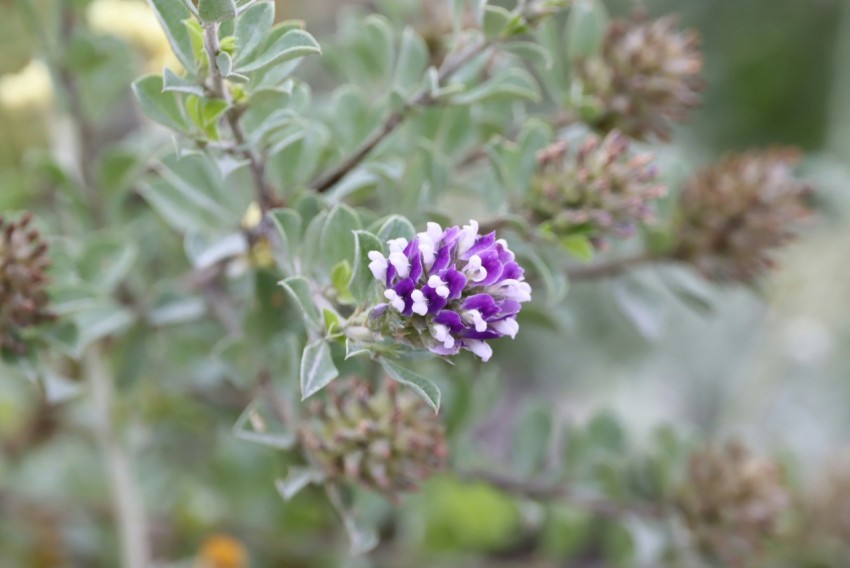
[367,220,531,361]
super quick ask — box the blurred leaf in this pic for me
[163,67,205,96]
[234,1,275,64]
[132,75,190,132]
[198,0,237,23]
[566,0,610,61]
[611,276,667,341]
[374,214,415,242]
[448,68,541,106]
[380,358,441,412]
[233,395,297,449]
[330,260,355,305]
[279,276,322,332]
[148,0,196,72]
[393,27,429,95]
[300,339,339,400]
[275,467,325,501]
[349,230,385,303]
[239,28,321,73]
[483,5,513,39]
[343,511,379,556]
[512,402,555,477]
[320,204,362,268]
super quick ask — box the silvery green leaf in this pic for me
[374,215,415,242]
[234,0,275,64]
[216,51,233,76]
[343,513,379,556]
[147,0,196,72]
[380,358,441,412]
[345,337,372,360]
[148,297,207,327]
[566,0,610,60]
[269,208,302,274]
[132,75,190,133]
[162,68,205,96]
[349,230,384,303]
[300,339,339,400]
[279,276,322,332]
[198,0,237,23]
[393,27,429,95]
[319,204,361,267]
[611,275,667,342]
[191,232,247,269]
[448,67,541,105]
[239,28,321,73]
[482,5,513,39]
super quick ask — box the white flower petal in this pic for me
[465,340,493,362]
[388,251,410,278]
[367,251,388,281]
[491,318,519,339]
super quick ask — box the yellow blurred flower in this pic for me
[195,534,248,568]
[0,60,54,112]
[87,0,182,72]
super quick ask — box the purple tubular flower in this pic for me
[368,220,532,361]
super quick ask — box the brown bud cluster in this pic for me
[0,213,55,355]
[677,442,790,567]
[299,378,447,499]
[672,149,812,284]
[574,15,703,141]
[529,131,665,246]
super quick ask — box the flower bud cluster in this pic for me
[529,131,665,246]
[573,15,703,141]
[673,149,812,283]
[299,378,447,498]
[0,213,55,355]
[677,442,790,566]
[367,221,531,362]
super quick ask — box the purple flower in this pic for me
[368,220,531,361]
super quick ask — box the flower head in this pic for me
[672,149,812,283]
[299,377,447,498]
[573,15,703,141]
[367,221,530,361]
[0,213,55,355]
[677,442,790,566]
[530,131,666,247]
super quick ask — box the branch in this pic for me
[461,469,666,519]
[203,23,277,212]
[566,252,658,281]
[309,37,493,194]
[84,344,150,568]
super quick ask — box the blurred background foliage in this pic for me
[0,0,849,566]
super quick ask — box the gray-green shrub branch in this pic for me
[201,20,277,213]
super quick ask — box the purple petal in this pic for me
[461,232,496,260]
[440,226,462,251]
[430,243,452,274]
[434,310,464,332]
[462,294,500,318]
[460,329,502,340]
[440,269,468,300]
[500,261,524,281]
[429,344,460,356]
[393,278,416,315]
[496,299,522,317]
[477,250,505,287]
[422,285,448,314]
[405,238,423,282]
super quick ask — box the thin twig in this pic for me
[309,37,493,193]
[566,252,657,281]
[462,469,666,519]
[84,344,150,568]
[202,22,277,212]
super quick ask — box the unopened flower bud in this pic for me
[573,15,703,141]
[0,213,55,355]
[529,131,665,247]
[672,149,812,283]
[299,378,447,498]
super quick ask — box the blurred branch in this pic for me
[84,343,151,568]
[565,252,658,281]
[461,469,666,519]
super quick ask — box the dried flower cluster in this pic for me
[574,15,703,141]
[0,213,54,355]
[299,378,447,498]
[367,221,531,362]
[672,149,812,283]
[677,442,790,567]
[529,131,665,246]
[804,456,850,549]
